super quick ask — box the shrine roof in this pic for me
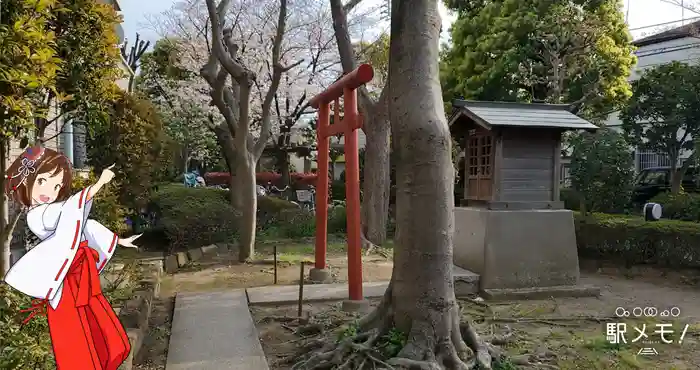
[449,100,598,131]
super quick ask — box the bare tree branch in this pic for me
[254,0,290,159]
[343,0,364,13]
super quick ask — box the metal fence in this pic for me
[636,149,672,172]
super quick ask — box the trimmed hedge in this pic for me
[575,212,700,268]
[649,192,700,222]
[149,184,238,251]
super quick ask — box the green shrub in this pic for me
[270,209,316,238]
[331,179,346,201]
[575,212,700,268]
[328,205,347,233]
[257,196,302,230]
[149,184,237,251]
[649,192,700,222]
[87,91,165,209]
[569,129,634,214]
[560,188,581,211]
[0,284,55,369]
[72,172,129,235]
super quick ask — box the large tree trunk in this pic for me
[213,123,240,206]
[329,0,391,244]
[278,149,291,187]
[361,114,390,244]
[293,1,495,368]
[236,155,257,262]
[382,0,489,367]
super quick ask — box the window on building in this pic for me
[466,130,493,201]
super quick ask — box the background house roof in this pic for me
[633,19,700,47]
[449,100,598,131]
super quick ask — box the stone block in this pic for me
[176,252,189,267]
[453,265,480,297]
[187,248,203,262]
[217,243,230,253]
[201,244,218,254]
[454,207,580,291]
[164,255,179,273]
[482,285,601,301]
[118,329,142,370]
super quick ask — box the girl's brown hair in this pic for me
[4,146,73,207]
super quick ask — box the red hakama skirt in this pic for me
[33,242,130,370]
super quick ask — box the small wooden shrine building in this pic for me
[449,100,597,210]
[448,99,600,297]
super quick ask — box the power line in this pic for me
[630,16,700,31]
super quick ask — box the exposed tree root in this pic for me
[289,284,511,370]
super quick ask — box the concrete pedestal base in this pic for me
[308,268,332,283]
[341,299,370,313]
[454,207,595,297]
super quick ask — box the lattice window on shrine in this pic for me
[466,129,494,201]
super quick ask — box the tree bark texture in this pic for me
[361,113,390,244]
[330,0,391,245]
[292,1,495,368]
[213,123,241,207]
[236,155,257,262]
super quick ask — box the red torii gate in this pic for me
[308,64,374,303]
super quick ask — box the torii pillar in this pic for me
[308,64,373,309]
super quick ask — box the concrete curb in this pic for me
[117,261,162,370]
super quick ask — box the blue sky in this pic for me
[118,0,700,48]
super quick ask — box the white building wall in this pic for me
[604,36,700,171]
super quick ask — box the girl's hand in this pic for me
[118,234,142,250]
[98,164,116,185]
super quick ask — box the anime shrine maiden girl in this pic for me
[3,146,141,370]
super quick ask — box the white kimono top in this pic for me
[4,187,118,309]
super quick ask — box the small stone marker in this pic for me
[164,255,179,273]
[176,252,189,267]
[201,244,218,254]
[187,248,203,261]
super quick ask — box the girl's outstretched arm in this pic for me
[86,164,116,202]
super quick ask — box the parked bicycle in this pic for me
[295,185,316,213]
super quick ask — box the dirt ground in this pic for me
[132,238,393,370]
[253,262,700,370]
[131,240,700,370]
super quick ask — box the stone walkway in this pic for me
[165,282,393,370]
[165,290,270,370]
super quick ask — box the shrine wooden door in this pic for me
[466,129,493,201]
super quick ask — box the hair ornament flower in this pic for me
[4,146,45,193]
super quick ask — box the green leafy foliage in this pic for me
[72,172,128,235]
[37,0,124,136]
[0,283,55,370]
[569,129,634,214]
[560,187,581,211]
[649,192,700,222]
[0,0,60,140]
[575,213,700,268]
[441,0,635,118]
[149,184,238,251]
[620,62,700,192]
[376,328,407,358]
[87,91,165,209]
